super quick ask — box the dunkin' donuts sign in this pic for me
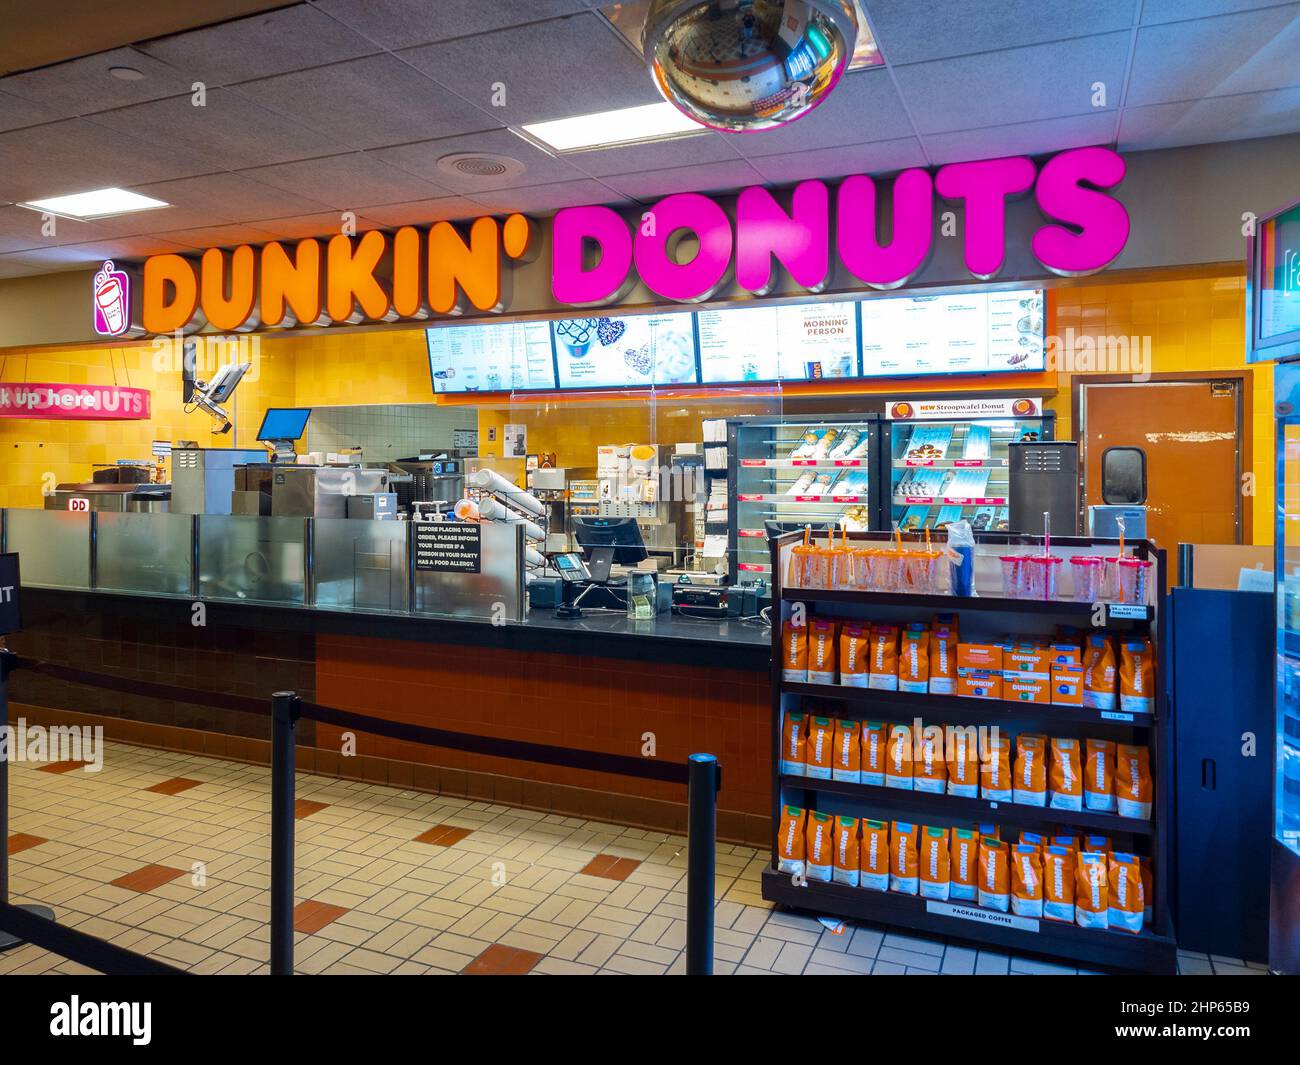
[134,147,1129,335]
[0,383,151,420]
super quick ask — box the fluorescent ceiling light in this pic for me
[19,187,169,219]
[521,102,703,153]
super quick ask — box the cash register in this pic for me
[549,518,665,618]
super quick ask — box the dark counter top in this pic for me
[19,586,771,669]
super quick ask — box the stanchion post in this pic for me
[270,690,300,976]
[686,753,720,976]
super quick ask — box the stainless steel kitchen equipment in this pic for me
[270,465,391,518]
[346,493,397,520]
[44,483,171,513]
[171,447,267,514]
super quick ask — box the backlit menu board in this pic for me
[859,289,1044,376]
[551,313,698,388]
[427,321,557,393]
[697,301,858,383]
[1257,202,1300,342]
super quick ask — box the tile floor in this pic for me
[0,740,1265,976]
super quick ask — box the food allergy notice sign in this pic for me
[414,522,481,574]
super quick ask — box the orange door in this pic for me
[1080,380,1241,581]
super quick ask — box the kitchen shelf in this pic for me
[893,459,1009,469]
[782,680,1154,728]
[893,495,1008,506]
[778,774,1153,836]
[781,587,1155,622]
[760,869,1177,973]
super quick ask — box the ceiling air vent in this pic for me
[435,153,525,179]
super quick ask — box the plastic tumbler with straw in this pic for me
[999,554,1026,598]
[807,528,836,590]
[1102,515,1127,602]
[1116,556,1154,605]
[1026,509,1063,600]
[787,525,816,589]
[829,525,854,589]
[1070,555,1105,601]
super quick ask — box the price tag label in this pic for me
[1108,603,1148,620]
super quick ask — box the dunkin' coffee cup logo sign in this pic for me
[92,260,131,337]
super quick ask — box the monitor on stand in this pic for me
[573,517,648,566]
[256,407,312,462]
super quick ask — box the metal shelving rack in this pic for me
[763,528,1177,974]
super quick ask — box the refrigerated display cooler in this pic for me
[727,416,882,583]
[883,397,1054,535]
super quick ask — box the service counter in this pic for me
[3,507,773,845]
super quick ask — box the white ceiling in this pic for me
[0,0,1298,278]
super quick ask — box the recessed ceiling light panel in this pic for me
[19,187,169,220]
[520,102,703,153]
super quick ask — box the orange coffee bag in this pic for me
[861,720,888,786]
[1043,845,1076,923]
[1108,851,1144,933]
[885,724,914,790]
[1048,737,1083,812]
[1013,733,1048,806]
[890,821,919,895]
[869,625,899,691]
[808,618,839,685]
[832,815,860,887]
[980,733,1012,802]
[898,628,930,694]
[804,715,835,780]
[1011,843,1044,917]
[839,622,871,688]
[1119,637,1155,714]
[914,725,948,794]
[777,804,807,876]
[1082,633,1117,710]
[949,828,979,902]
[947,725,980,798]
[831,718,861,783]
[1115,744,1153,819]
[781,616,808,682]
[1084,738,1116,812]
[919,826,951,901]
[860,819,890,891]
[805,810,835,882]
[780,711,807,776]
[978,837,1010,912]
[1075,851,1109,929]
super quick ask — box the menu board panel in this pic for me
[551,313,698,388]
[697,301,858,383]
[1258,203,1300,342]
[859,289,1044,376]
[427,321,557,393]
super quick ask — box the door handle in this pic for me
[1201,758,1216,790]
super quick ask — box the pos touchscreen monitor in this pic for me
[256,407,311,442]
[573,517,648,565]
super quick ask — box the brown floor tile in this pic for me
[294,799,330,819]
[579,854,642,881]
[145,777,205,796]
[294,900,349,934]
[413,825,472,847]
[463,943,543,975]
[110,864,187,893]
[7,833,47,855]
[38,761,91,774]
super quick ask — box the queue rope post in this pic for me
[685,752,721,976]
[269,690,300,976]
[0,647,56,953]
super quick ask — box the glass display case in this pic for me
[883,398,1054,534]
[727,415,881,583]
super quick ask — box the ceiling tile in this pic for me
[314,0,588,50]
[1119,87,1300,150]
[1126,6,1300,107]
[727,70,916,158]
[862,0,1139,65]
[234,53,496,151]
[0,118,211,203]
[2,235,191,270]
[563,132,740,178]
[126,172,335,224]
[374,128,584,192]
[746,137,927,185]
[236,153,445,209]
[0,46,194,119]
[0,89,59,133]
[922,112,1117,165]
[354,196,487,227]
[250,212,387,240]
[893,33,1132,135]
[398,13,658,124]
[601,160,766,201]
[137,5,381,86]
[467,178,630,215]
[154,222,283,250]
[0,203,101,251]
[1139,0,1289,24]
[88,87,350,168]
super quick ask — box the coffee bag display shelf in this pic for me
[778,775,1153,837]
[759,868,1176,974]
[764,528,1176,974]
[782,680,1155,730]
